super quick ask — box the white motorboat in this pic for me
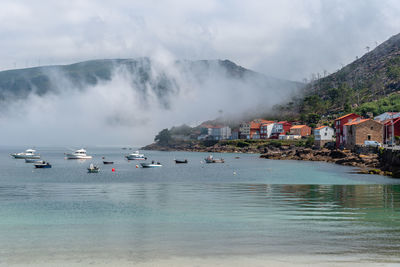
[140,161,162,168]
[65,148,93,159]
[204,155,224,163]
[11,149,41,159]
[125,151,146,160]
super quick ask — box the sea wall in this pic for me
[379,148,400,178]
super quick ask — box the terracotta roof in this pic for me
[277,121,288,124]
[291,125,308,129]
[335,113,361,121]
[250,122,261,129]
[343,118,370,126]
[315,126,328,130]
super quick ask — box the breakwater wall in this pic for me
[380,148,400,178]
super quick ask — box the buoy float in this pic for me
[112,168,115,172]
[136,165,139,168]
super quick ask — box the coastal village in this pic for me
[146,111,400,178]
[183,111,400,149]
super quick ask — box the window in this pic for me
[370,126,373,130]
[368,135,371,140]
[324,133,327,136]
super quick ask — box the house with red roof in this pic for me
[289,125,311,137]
[343,119,383,149]
[260,122,276,139]
[334,113,362,148]
[270,121,292,139]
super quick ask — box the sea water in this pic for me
[1,146,400,266]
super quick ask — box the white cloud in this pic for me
[0,0,399,79]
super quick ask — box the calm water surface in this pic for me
[1,146,400,265]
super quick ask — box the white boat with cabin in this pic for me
[11,149,41,159]
[125,151,146,160]
[65,148,93,159]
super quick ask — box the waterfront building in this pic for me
[260,122,275,139]
[383,118,400,145]
[314,126,335,148]
[343,119,383,149]
[289,125,312,137]
[334,113,362,148]
[270,121,292,139]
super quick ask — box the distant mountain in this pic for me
[0,58,303,110]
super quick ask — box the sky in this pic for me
[1,0,400,81]
[1,0,400,146]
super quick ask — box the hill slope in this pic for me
[276,32,400,118]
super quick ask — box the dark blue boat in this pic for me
[34,162,52,168]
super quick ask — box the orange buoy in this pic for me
[136,165,139,168]
[112,168,115,172]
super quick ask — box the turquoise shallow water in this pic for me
[1,146,400,265]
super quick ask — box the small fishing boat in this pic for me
[11,149,40,159]
[204,155,224,163]
[103,161,114,165]
[65,148,92,159]
[25,159,44,163]
[87,163,99,173]
[175,159,188,164]
[34,161,52,168]
[125,151,146,160]
[140,161,162,168]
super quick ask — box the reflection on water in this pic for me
[1,183,400,264]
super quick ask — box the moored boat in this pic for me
[103,161,114,164]
[11,149,40,159]
[140,161,162,168]
[87,163,99,173]
[65,149,92,159]
[34,161,52,168]
[125,151,146,160]
[25,159,44,164]
[175,159,188,164]
[204,155,224,163]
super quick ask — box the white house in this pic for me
[314,126,335,147]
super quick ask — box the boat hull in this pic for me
[140,163,162,168]
[12,154,41,159]
[34,164,51,168]
[175,159,188,164]
[103,161,114,164]
[66,154,92,159]
[126,156,146,160]
[25,159,44,163]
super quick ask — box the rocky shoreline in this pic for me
[142,141,392,176]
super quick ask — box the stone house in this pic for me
[344,119,383,149]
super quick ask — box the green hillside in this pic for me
[275,32,400,119]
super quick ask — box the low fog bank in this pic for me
[0,58,302,146]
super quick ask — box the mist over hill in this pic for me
[0,58,302,145]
